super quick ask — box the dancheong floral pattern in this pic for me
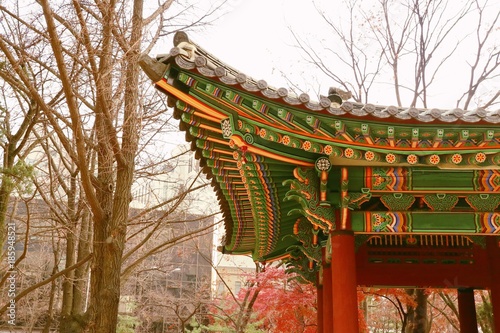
[475,152,486,163]
[428,154,440,165]
[406,154,418,165]
[385,153,396,164]
[451,153,463,164]
[344,147,355,158]
[365,151,375,161]
[368,212,409,232]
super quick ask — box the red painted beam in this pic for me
[356,243,492,288]
[356,262,490,288]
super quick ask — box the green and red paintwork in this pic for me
[140,31,500,333]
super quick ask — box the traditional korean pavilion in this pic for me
[140,31,500,332]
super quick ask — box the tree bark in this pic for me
[405,289,429,333]
[86,0,142,330]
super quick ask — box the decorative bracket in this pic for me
[283,167,336,231]
[315,157,332,206]
[221,117,233,139]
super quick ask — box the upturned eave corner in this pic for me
[138,53,168,83]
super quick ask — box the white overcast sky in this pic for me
[190,0,317,80]
[187,0,328,96]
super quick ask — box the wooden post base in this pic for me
[457,288,478,333]
[330,230,359,333]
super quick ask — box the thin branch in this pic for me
[0,253,93,315]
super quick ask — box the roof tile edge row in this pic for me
[158,31,500,124]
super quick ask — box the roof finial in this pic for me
[173,31,189,46]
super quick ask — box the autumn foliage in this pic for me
[249,269,317,333]
[199,266,494,333]
[204,267,317,333]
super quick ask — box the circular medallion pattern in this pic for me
[345,148,355,158]
[429,154,440,165]
[386,153,396,164]
[406,154,418,165]
[365,151,375,161]
[316,157,331,171]
[475,152,486,163]
[451,153,462,164]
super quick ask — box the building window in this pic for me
[235,281,241,295]
[217,282,225,296]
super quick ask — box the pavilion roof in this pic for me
[140,31,500,262]
[155,32,500,124]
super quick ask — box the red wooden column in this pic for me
[457,288,478,333]
[322,249,333,333]
[330,229,359,333]
[317,271,324,333]
[487,237,500,333]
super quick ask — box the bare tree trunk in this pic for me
[86,0,142,330]
[477,291,493,333]
[59,177,91,333]
[73,211,92,314]
[236,288,261,333]
[234,264,263,333]
[60,173,78,329]
[0,180,12,248]
[55,211,93,333]
[42,247,60,333]
[405,289,429,333]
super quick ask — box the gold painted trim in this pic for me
[231,135,314,167]
[155,79,226,120]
